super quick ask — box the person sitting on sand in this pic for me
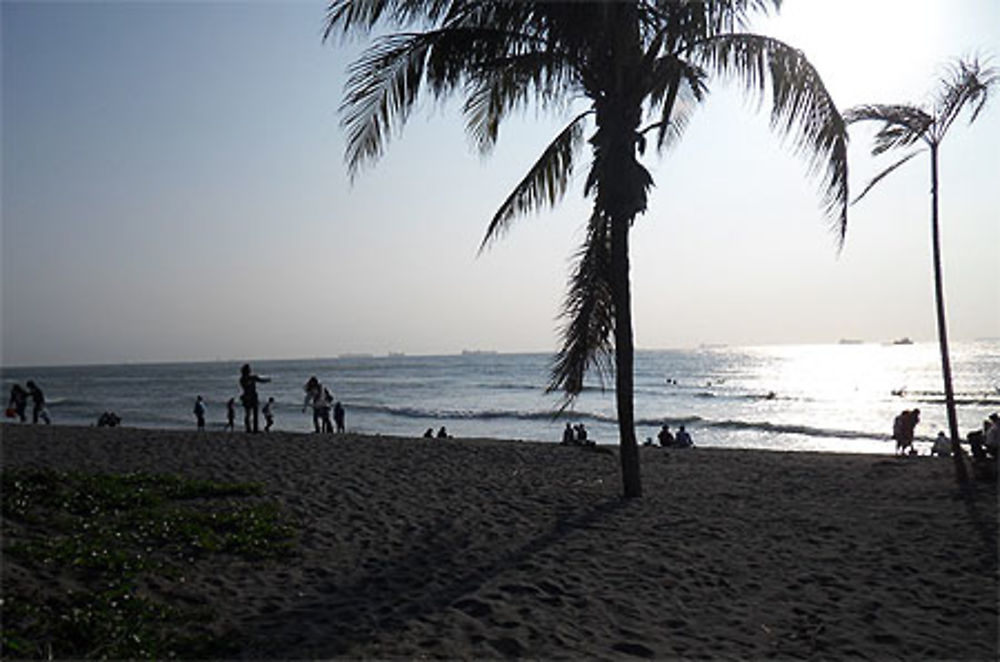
[675,425,693,448]
[437,426,449,439]
[930,431,951,457]
[657,424,675,448]
[562,422,575,445]
[423,427,434,438]
[97,411,121,427]
[985,414,999,459]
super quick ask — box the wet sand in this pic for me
[2,424,997,659]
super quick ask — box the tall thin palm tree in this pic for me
[845,57,997,483]
[325,0,848,498]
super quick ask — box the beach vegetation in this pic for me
[1,468,296,659]
[845,56,998,484]
[325,1,848,497]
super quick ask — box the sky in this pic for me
[2,0,998,367]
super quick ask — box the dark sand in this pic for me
[2,424,997,659]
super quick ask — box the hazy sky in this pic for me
[2,0,998,367]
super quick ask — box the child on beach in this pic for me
[333,401,345,433]
[263,397,275,432]
[226,398,236,431]
[194,395,206,430]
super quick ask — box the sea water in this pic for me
[2,341,997,454]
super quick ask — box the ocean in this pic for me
[2,341,998,455]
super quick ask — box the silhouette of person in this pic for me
[239,363,270,433]
[437,426,449,439]
[263,397,275,432]
[423,427,434,438]
[333,401,345,433]
[7,384,28,422]
[25,381,50,425]
[193,395,206,430]
[893,409,919,456]
[226,397,236,431]
[675,425,693,448]
[575,423,589,445]
[562,422,575,445]
[930,431,951,457]
[657,424,675,448]
[321,388,335,433]
[303,377,324,433]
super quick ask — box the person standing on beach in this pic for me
[226,397,236,431]
[893,409,920,455]
[7,384,28,422]
[303,377,325,433]
[333,401,345,433]
[263,397,275,432]
[193,395,206,430]
[239,364,270,433]
[25,381,51,424]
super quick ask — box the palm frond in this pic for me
[463,51,577,154]
[843,104,934,154]
[479,110,591,253]
[933,57,999,139]
[851,149,925,205]
[695,32,849,241]
[340,25,513,174]
[548,210,615,405]
[324,0,458,41]
[646,55,708,152]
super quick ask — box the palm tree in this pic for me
[845,57,997,483]
[325,0,849,498]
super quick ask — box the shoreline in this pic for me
[2,424,997,659]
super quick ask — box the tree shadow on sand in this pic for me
[241,497,628,658]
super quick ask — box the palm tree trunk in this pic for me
[930,144,967,483]
[610,217,642,498]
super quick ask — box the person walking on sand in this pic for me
[7,384,28,423]
[226,397,236,431]
[263,397,275,432]
[321,388,335,433]
[239,363,270,433]
[25,381,51,425]
[193,395,206,430]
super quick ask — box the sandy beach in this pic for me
[2,423,997,660]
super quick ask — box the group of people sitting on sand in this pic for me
[561,422,594,446]
[652,424,694,448]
